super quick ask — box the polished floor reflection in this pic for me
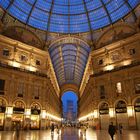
[0,128,140,140]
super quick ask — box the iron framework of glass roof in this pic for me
[0,0,139,33]
[49,41,90,87]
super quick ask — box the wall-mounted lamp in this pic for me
[105,65,114,71]
[26,65,36,72]
[9,61,20,68]
[123,60,132,66]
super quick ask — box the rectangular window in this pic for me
[135,83,140,94]
[0,79,5,95]
[98,59,103,65]
[100,85,105,99]
[20,55,28,62]
[36,60,41,66]
[34,86,39,99]
[3,49,10,57]
[129,48,135,55]
[17,82,24,97]
[116,82,122,94]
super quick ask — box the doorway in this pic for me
[61,91,78,126]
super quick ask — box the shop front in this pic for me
[115,100,128,129]
[30,102,41,130]
[0,98,6,130]
[134,98,140,130]
[12,100,25,130]
[99,102,109,130]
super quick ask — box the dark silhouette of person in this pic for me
[118,123,123,134]
[108,122,116,140]
[51,123,55,135]
[16,122,21,140]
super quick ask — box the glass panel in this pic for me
[0,0,139,33]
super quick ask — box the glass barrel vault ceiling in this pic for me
[0,0,139,33]
[49,43,90,86]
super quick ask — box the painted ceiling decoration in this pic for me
[0,0,139,33]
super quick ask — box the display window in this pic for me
[12,100,25,130]
[31,115,40,129]
[0,113,4,129]
[99,102,109,130]
[12,114,23,130]
[30,102,41,129]
[134,98,140,130]
[0,98,6,130]
[115,100,128,129]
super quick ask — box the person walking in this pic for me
[108,122,116,140]
[118,123,123,134]
[51,123,55,135]
[16,122,21,140]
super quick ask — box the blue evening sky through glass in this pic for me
[61,91,78,113]
[0,0,139,33]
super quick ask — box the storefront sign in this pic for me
[13,107,24,114]
[99,109,109,115]
[134,106,140,112]
[116,108,127,113]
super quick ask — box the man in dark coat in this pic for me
[51,123,55,134]
[108,122,116,140]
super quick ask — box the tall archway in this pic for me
[61,91,78,125]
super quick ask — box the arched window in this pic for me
[115,100,127,113]
[99,102,109,115]
[31,103,41,115]
[13,100,25,114]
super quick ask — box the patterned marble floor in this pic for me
[0,128,140,140]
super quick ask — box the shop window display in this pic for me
[134,98,140,130]
[0,98,6,130]
[115,100,128,129]
[31,103,41,130]
[12,101,25,130]
[99,102,109,130]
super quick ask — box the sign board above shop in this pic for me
[99,109,109,115]
[115,107,127,113]
[134,106,140,112]
[13,107,24,114]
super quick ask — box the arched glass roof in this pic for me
[0,0,139,33]
[49,41,90,87]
